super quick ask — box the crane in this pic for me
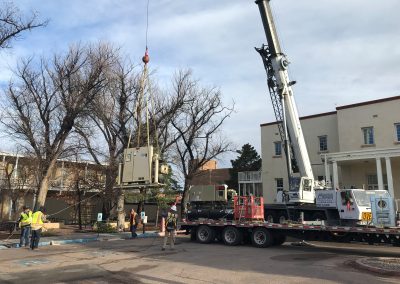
[255,0,315,203]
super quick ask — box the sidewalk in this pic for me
[0,231,161,249]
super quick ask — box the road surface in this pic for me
[0,236,399,283]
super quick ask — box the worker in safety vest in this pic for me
[162,205,178,251]
[18,206,32,247]
[30,207,46,250]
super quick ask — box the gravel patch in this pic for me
[355,257,400,275]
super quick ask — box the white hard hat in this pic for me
[170,205,177,212]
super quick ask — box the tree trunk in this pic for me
[116,187,125,232]
[137,188,145,214]
[102,163,118,220]
[0,190,12,221]
[180,182,191,218]
[35,158,58,211]
[77,181,82,230]
[13,197,24,221]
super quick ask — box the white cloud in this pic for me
[1,0,400,163]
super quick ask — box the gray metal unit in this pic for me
[370,195,396,227]
[122,146,153,184]
[189,185,228,202]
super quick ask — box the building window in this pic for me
[275,178,284,192]
[395,123,400,142]
[362,127,374,145]
[318,135,328,151]
[367,174,388,190]
[274,141,282,156]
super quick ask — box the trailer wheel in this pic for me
[222,226,243,246]
[196,225,215,244]
[273,233,286,246]
[251,227,273,248]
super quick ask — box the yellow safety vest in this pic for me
[31,211,44,230]
[20,211,32,227]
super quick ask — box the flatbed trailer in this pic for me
[180,220,400,247]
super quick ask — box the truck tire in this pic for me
[272,233,286,246]
[222,226,243,246]
[251,227,273,248]
[196,225,215,244]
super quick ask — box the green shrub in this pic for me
[93,222,118,233]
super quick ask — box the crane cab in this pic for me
[288,177,315,204]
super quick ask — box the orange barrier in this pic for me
[234,196,264,221]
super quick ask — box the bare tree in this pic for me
[77,58,139,228]
[0,2,47,49]
[78,59,187,229]
[1,43,116,210]
[168,70,234,214]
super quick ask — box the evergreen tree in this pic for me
[226,143,261,190]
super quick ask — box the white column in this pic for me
[385,157,395,197]
[14,155,19,179]
[376,158,384,191]
[332,161,339,189]
[324,155,331,186]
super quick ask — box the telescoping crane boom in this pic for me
[179,2,399,247]
[255,0,316,203]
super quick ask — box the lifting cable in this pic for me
[129,0,152,149]
[128,0,160,155]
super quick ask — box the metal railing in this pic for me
[238,171,262,182]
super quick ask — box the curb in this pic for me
[0,232,161,249]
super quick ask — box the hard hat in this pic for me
[170,205,177,212]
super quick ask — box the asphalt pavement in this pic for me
[0,235,399,283]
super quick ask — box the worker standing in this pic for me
[30,207,46,250]
[129,208,140,238]
[18,206,32,248]
[162,205,178,251]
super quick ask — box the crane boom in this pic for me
[255,0,315,203]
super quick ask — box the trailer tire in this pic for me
[251,227,273,248]
[196,225,215,244]
[273,233,286,246]
[222,226,243,246]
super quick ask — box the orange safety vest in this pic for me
[31,211,44,230]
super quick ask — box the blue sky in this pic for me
[1,0,400,166]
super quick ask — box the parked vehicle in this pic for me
[180,0,399,247]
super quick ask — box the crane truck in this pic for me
[180,0,400,247]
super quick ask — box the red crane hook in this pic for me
[142,47,150,64]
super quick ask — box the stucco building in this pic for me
[261,96,400,203]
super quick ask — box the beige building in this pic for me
[0,152,105,222]
[261,96,400,203]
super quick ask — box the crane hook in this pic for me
[142,47,150,64]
